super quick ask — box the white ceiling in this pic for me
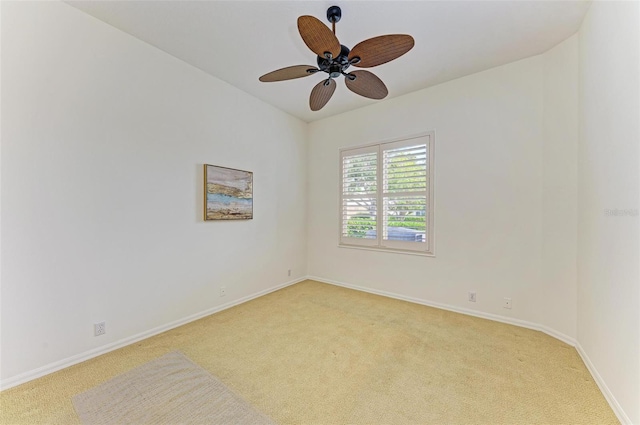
[66,0,590,123]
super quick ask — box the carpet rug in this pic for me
[72,351,274,425]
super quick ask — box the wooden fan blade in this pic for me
[345,70,388,100]
[309,79,336,111]
[259,65,319,82]
[348,34,415,68]
[297,15,341,59]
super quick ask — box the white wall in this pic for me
[0,1,307,383]
[2,1,637,422]
[307,36,580,339]
[540,35,579,339]
[577,1,640,423]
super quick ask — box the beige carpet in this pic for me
[72,351,274,425]
[0,280,619,424]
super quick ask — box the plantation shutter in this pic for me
[381,139,429,251]
[340,146,378,246]
[339,133,433,254]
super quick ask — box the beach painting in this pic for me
[204,164,253,220]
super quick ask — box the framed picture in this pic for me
[204,164,253,220]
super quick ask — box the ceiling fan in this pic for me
[259,6,415,111]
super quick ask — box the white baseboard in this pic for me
[308,275,576,346]
[308,275,631,424]
[2,275,631,425]
[0,277,305,391]
[576,343,632,425]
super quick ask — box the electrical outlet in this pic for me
[503,297,512,309]
[220,286,226,297]
[94,322,106,336]
[288,269,292,277]
[468,291,477,302]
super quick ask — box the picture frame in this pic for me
[204,164,253,220]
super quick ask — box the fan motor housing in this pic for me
[317,44,351,77]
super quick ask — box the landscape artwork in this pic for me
[204,164,253,220]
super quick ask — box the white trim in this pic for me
[428,130,436,254]
[0,277,306,391]
[308,275,575,345]
[338,244,436,257]
[308,275,634,423]
[338,131,434,152]
[1,274,631,425]
[338,132,435,255]
[575,343,632,425]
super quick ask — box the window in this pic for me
[339,133,434,255]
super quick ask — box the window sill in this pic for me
[338,244,435,257]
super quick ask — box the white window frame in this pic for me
[338,132,435,256]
